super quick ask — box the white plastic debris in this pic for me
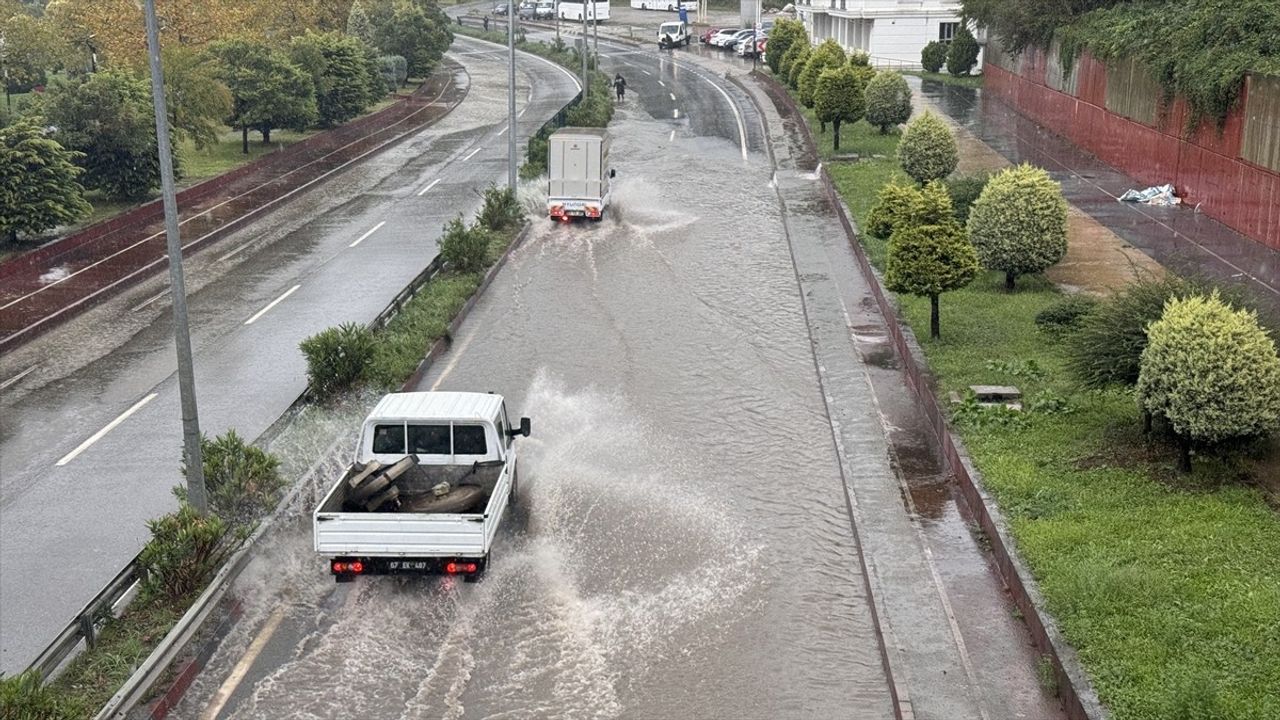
[1119,184,1180,206]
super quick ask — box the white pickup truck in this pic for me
[313,391,530,582]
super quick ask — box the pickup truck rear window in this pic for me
[453,425,488,455]
[408,424,451,454]
[372,424,406,454]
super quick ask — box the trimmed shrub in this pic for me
[966,163,1068,289]
[814,66,866,150]
[179,430,284,526]
[1035,294,1098,333]
[896,111,958,185]
[0,671,79,720]
[478,183,523,231]
[765,19,807,76]
[137,504,235,605]
[300,322,376,398]
[866,181,921,239]
[799,40,847,109]
[1138,292,1280,471]
[921,40,947,73]
[864,71,912,134]
[885,221,979,339]
[847,49,871,67]
[946,25,980,76]
[778,36,809,82]
[916,180,955,224]
[785,43,811,90]
[944,173,990,223]
[378,54,408,91]
[440,216,491,273]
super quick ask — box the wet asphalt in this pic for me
[164,31,1063,720]
[0,36,579,675]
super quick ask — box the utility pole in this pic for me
[581,0,588,95]
[508,0,517,190]
[143,0,208,515]
[592,2,598,55]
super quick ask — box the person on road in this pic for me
[614,73,627,102]
[483,16,489,30]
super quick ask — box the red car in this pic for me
[700,26,721,44]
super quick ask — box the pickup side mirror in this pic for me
[610,168,616,178]
[520,417,531,437]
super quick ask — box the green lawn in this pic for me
[904,70,985,89]
[178,128,319,183]
[796,85,1280,719]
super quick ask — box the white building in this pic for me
[793,0,965,69]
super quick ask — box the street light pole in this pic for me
[581,0,588,95]
[508,0,517,190]
[592,3,598,54]
[143,0,208,515]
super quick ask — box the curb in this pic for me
[750,69,1109,720]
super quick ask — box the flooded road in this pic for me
[170,35,1063,720]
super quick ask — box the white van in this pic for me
[631,0,697,10]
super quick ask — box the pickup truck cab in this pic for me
[313,392,530,582]
[658,21,691,48]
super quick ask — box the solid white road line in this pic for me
[200,607,287,720]
[463,147,482,161]
[416,179,442,197]
[0,364,39,392]
[244,285,300,325]
[131,288,171,313]
[349,221,386,247]
[56,393,158,466]
[217,239,258,263]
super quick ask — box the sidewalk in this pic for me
[0,65,467,353]
[916,77,1280,317]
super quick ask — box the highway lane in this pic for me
[168,33,1061,720]
[0,36,579,675]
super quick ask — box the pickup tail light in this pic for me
[549,204,564,217]
[445,562,479,575]
[332,560,365,574]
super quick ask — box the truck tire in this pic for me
[347,475,391,506]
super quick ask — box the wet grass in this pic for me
[904,70,984,89]
[178,128,319,183]
[790,86,1280,719]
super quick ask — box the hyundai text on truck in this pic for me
[314,392,531,582]
[547,127,614,221]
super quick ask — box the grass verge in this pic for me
[904,70,984,89]
[785,82,1280,719]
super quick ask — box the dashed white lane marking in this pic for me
[244,284,300,325]
[641,69,652,75]
[56,393,158,466]
[200,607,287,720]
[673,108,679,119]
[416,179,442,197]
[658,80,666,87]
[0,364,39,391]
[349,221,386,248]
[669,129,675,142]
[463,147,482,161]
[669,92,676,101]
[518,105,528,117]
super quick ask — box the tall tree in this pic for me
[46,0,259,67]
[346,0,376,46]
[0,117,91,242]
[813,65,866,151]
[162,45,232,149]
[210,38,317,153]
[1,13,70,103]
[289,30,382,127]
[373,0,451,79]
[36,69,165,199]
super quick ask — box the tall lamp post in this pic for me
[508,0,517,190]
[581,0,588,95]
[142,0,208,514]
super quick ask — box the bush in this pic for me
[137,504,235,605]
[1035,294,1098,333]
[799,40,846,109]
[784,42,811,90]
[478,183,524,231]
[765,19,807,76]
[966,163,1068,289]
[1137,292,1280,470]
[866,181,922,239]
[847,49,871,67]
[179,430,284,526]
[814,66,866,150]
[299,322,376,398]
[896,111,958,185]
[0,671,79,720]
[378,54,408,91]
[921,40,947,73]
[864,71,912,134]
[944,173,990,224]
[885,221,979,339]
[946,26,980,76]
[440,216,491,273]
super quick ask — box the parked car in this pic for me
[492,2,508,14]
[700,26,721,43]
[724,29,755,51]
[518,0,536,19]
[738,32,766,58]
[535,0,555,18]
[709,28,741,47]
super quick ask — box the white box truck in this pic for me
[547,127,613,221]
[557,0,610,21]
[313,391,530,582]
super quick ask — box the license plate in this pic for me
[389,560,430,571]
[566,209,585,216]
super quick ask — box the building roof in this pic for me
[369,392,504,423]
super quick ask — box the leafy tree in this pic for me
[886,221,979,339]
[966,163,1068,290]
[373,0,452,79]
[210,38,317,153]
[764,19,806,76]
[45,0,259,67]
[847,49,870,67]
[1,13,69,101]
[782,41,809,90]
[137,503,233,604]
[814,66,865,151]
[945,25,980,76]
[347,0,377,46]
[864,70,911,133]
[1137,293,1280,472]
[290,30,383,127]
[866,181,921,239]
[920,40,947,73]
[378,54,408,91]
[162,46,233,150]
[178,429,285,526]
[896,111,958,185]
[944,173,989,223]
[798,39,844,109]
[37,69,165,199]
[0,118,90,242]
[961,0,1119,55]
